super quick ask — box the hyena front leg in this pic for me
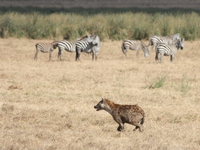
[117,122,124,131]
[114,116,124,131]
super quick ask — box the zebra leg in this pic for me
[95,53,98,61]
[76,49,81,61]
[170,55,174,62]
[124,50,128,57]
[91,51,98,61]
[136,50,139,58]
[155,51,159,63]
[49,51,52,61]
[160,54,163,63]
[92,52,95,61]
[94,53,98,61]
[34,49,39,60]
[58,48,62,61]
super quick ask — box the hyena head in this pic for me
[94,98,112,112]
[94,98,105,111]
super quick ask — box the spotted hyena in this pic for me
[94,98,145,132]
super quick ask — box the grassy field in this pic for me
[0,38,200,149]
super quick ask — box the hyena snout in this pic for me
[94,105,101,111]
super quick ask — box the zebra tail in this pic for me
[35,43,39,48]
[121,43,126,54]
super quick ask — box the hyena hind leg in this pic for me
[133,126,139,131]
[132,122,143,132]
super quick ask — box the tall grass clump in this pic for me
[179,12,200,40]
[146,75,167,89]
[0,14,17,38]
[24,13,60,39]
[1,10,200,40]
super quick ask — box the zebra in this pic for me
[76,35,100,61]
[34,42,57,61]
[148,33,181,51]
[155,38,184,63]
[53,40,76,61]
[121,40,149,58]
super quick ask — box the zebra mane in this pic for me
[171,33,180,37]
[169,33,181,40]
[78,35,91,40]
[51,41,58,44]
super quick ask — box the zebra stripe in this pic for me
[76,35,100,61]
[149,33,181,50]
[55,40,76,61]
[121,40,149,57]
[34,43,55,61]
[76,41,89,50]
[155,38,184,63]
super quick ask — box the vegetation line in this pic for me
[0,8,199,40]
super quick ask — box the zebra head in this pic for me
[51,41,58,49]
[87,35,100,47]
[92,35,100,47]
[176,38,184,50]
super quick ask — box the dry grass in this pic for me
[0,38,200,150]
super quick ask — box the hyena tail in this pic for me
[140,116,145,125]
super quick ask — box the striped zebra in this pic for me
[121,40,149,58]
[155,38,184,63]
[34,42,57,61]
[54,40,76,61]
[76,35,100,61]
[149,33,181,51]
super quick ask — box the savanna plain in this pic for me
[0,38,200,150]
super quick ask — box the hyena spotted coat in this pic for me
[94,98,145,132]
